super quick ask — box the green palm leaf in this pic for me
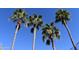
[42,22,60,49]
[55,9,70,24]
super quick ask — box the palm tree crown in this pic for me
[10,9,28,30]
[55,9,70,24]
[11,9,28,23]
[42,22,60,49]
[28,14,43,33]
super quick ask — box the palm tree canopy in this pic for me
[28,14,43,33]
[10,9,28,23]
[42,22,60,43]
[55,9,70,24]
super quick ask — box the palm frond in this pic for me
[55,19,60,23]
[34,14,37,18]
[42,35,46,42]
[31,27,34,33]
[10,9,28,24]
[38,15,42,18]
[42,22,60,49]
[46,39,50,45]
[55,9,70,24]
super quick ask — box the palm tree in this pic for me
[55,9,77,50]
[28,14,43,50]
[42,22,60,50]
[10,9,28,50]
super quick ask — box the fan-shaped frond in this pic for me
[10,9,28,24]
[55,9,70,24]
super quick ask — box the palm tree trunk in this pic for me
[11,24,19,50]
[64,22,77,50]
[32,27,37,50]
[25,22,28,28]
[51,38,55,50]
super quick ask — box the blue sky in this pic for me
[0,8,79,50]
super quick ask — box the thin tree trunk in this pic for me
[25,22,28,28]
[11,24,19,50]
[64,22,77,50]
[32,27,37,50]
[51,38,55,50]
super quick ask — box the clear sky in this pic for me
[0,8,79,50]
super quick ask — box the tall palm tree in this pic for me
[10,9,28,50]
[42,22,60,50]
[28,14,43,50]
[55,9,77,50]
